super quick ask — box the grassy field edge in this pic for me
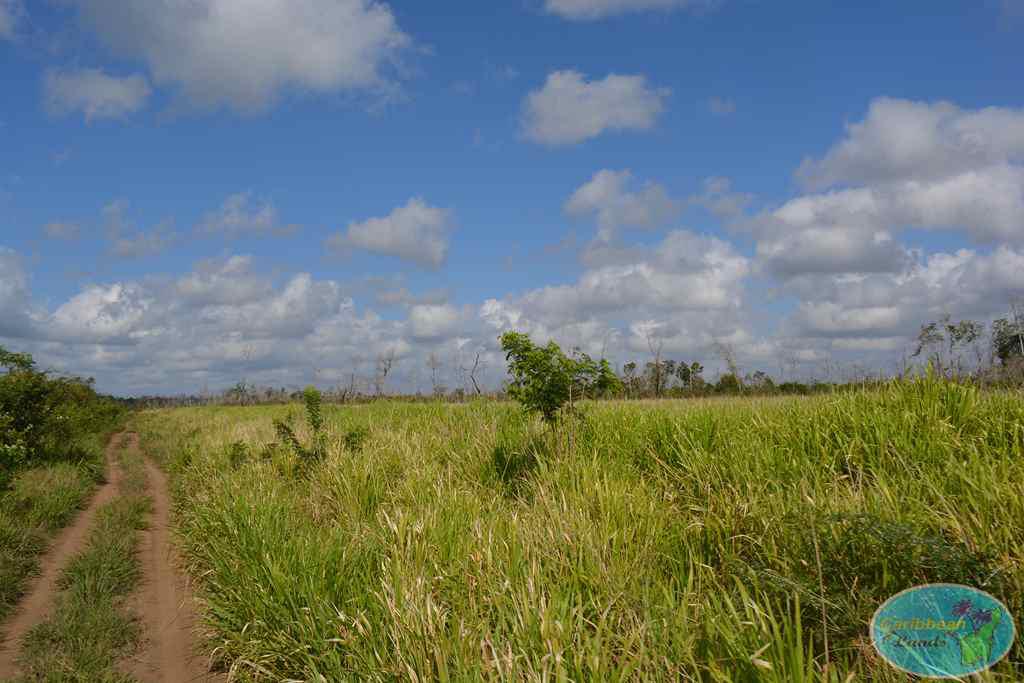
[133,380,1024,681]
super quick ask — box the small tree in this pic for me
[499,332,621,428]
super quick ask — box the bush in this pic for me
[0,346,123,488]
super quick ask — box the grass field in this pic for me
[132,377,1024,681]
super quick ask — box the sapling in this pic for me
[499,331,621,452]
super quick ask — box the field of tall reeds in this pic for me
[132,377,1024,681]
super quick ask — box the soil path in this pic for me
[0,433,125,678]
[125,437,222,683]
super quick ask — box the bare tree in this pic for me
[645,327,665,397]
[467,351,484,395]
[427,352,443,396]
[374,349,396,396]
[712,340,742,389]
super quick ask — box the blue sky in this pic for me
[2,0,1024,395]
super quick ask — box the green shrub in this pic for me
[0,346,123,488]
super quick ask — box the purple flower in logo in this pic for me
[971,609,993,626]
[952,600,973,617]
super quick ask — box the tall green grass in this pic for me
[133,378,1024,681]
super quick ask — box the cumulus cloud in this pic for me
[409,304,463,340]
[797,98,1024,190]
[785,247,1024,345]
[326,197,454,268]
[196,193,298,239]
[43,68,151,121]
[0,247,38,338]
[544,0,715,21]
[175,255,273,306]
[565,169,681,237]
[68,0,411,110]
[744,98,1024,279]
[523,70,669,145]
[481,230,751,361]
[0,248,478,394]
[51,282,154,344]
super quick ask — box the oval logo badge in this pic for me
[871,584,1015,678]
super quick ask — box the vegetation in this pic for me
[11,440,150,682]
[0,463,100,621]
[500,330,621,425]
[0,345,125,623]
[131,374,1023,681]
[1,345,123,487]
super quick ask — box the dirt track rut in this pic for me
[0,434,124,678]
[124,437,222,683]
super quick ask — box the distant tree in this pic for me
[716,373,742,394]
[622,362,638,397]
[914,315,985,376]
[689,362,705,389]
[427,352,444,397]
[374,349,396,396]
[745,370,775,391]
[713,341,742,390]
[993,317,1024,365]
[674,361,691,387]
[645,329,665,397]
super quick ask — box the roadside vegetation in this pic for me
[0,346,124,621]
[132,365,1024,680]
[10,438,150,682]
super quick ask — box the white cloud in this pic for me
[175,255,273,306]
[409,304,462,340]
[69,0,411,110]
[783,247,1024,346]
[43,222,81,240]
[523,70,669,145]
[565,169,680,235]
[0,247,38,338]
[196,193,298,239]
[51,283,154,344]
[43,68,151,121]
[798,98,1024,190]
[744,98,1024,279]
[482,230,751,361]
[0,0,22,40]
[544,0,714,21]
[327,197,454,268]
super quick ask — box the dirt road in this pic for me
[0,435,124,678]
[124,435,223,683]
[0,433,223,682]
